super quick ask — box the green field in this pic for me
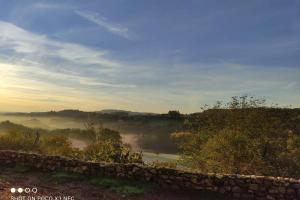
[142,152,180,163]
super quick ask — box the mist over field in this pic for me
[0,111,181,155]
[0,115,136,150]
[0,116,85,129]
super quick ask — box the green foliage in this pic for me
[96,128,121,143]
[0,130,84,159]
[83,140,143,164]
[39,135,84,159]
[0,131,39,152]
[199,95,267,110]
[50,171,85,184]
[0,165,32,180]
[82,121,143,164]
[0,120,142,164]
[0,163,156,197]
[168,110,182,120]
[11,165,32,174]
[173,96,300,178]
[148,160,178,168]
[89,177,154,196]
[50,171,156,196]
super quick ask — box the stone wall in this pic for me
[0,150,299,199]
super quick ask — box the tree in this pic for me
[168,110,182,119]
[96,128,121,143]
[172,96,300,177]
[82,116,143,164]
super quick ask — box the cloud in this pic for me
[16,3,136,40]
[0,21,120,67]
[79,78,136,88]
[32,2,74,10]
[0,61,136,90]
[36,98,67,103]
[0,11,298,113]
[75,10,136,40]
[0,20,138,110]
[0,62,134,112]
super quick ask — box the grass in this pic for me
[0,165,31,175]
[10,165,31,173]
[49,171,85,184]
[89,177,155,196]
[142,152,180,163]
[0,165,223,199]
[0,166,155,196]
[49,171,155,196]
[0,165,32,180]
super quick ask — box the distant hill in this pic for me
[0,120,32,133]
[0,109,174,122]
[97,109,157,116]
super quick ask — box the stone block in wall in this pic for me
[1,150,300,200]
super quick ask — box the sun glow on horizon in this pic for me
[0,1,299,113]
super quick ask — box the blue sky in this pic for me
[0,0,299,113]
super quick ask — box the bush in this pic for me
[40,135,84,159]
[148,160,177,168]
[0,124,142,164]
[83,140,143,164]
[173,96,300,177]
[89,177,154,196]
[0,131,39,152]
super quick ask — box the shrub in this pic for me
[173,96,300,177]
[148,160,177,168]
[0,131,38,152]
[83,140,143,164]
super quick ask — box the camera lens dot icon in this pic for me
[18,188,23,193]
[10,188,16,193]
[32,188,38,194]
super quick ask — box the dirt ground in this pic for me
[0,166,224,200]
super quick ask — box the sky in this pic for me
[0,0,299,113]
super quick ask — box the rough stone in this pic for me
[0,150,299,200]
